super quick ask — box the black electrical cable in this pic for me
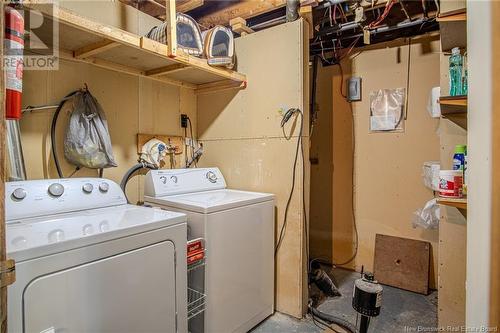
[275,108,305,256]
[51,90,80,178]
[187,117,197,167]
[184,126,189,167]
[310,56,319,133]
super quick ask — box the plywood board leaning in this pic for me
[374,234,430,295]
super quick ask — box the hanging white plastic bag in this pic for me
[427,86,441,118]
[369,88,405,131]
[64,90,117,169]
[412,198,440,229]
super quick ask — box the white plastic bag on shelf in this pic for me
[412,199,440,229]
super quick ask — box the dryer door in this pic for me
[23,241,177,333]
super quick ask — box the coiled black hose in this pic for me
[120,162,157,203]
[51,90,80,178]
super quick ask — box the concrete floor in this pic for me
[251,268,437,333]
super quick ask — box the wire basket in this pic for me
[188,287,206,320]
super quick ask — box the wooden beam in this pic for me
[119,0,204,19]
[197,0,286,27]
[299,6,314,39]
[195,79,246,95]
[229,18,254,36]
[176,0,204,13]
[74,39,120,59]
[146,63,190,76]
[165,0,177,56]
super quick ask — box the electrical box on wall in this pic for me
[348,77,362,102]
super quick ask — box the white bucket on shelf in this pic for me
[439,170,463,198]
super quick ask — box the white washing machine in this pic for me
[144,168,275,333]
[5,178,188,333]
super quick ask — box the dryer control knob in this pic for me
[206,171,217,183]
[170,175,178,183]
[82,183,94,193]
[99,182,109,193]
[12,188,26,200]
[48,183,64,197]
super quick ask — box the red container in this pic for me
[5,6,24,120]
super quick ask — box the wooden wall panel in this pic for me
[311,36,441,289]
[197,20,309,318]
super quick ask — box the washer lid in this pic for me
[6,204,186,261]
[145,189,275,214]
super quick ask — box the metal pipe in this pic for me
[317,0,349,10]
[250,16,286,30]
[286,0,300,22]
[22,104,59,113]
[6,119,27,181]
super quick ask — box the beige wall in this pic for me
[311,36,441,288]
[197,20,309,318]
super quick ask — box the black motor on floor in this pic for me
[352,272,383,333]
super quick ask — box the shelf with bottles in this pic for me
[439,96,467,130]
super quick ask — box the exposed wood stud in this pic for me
[74,40,120,59]
[299,6,314,39]
[176,0,204,13]
[197,0,287,27]
[195,79,246,95]
[146,64,190,77]
[165,0,177,57]
[229,17,254,36]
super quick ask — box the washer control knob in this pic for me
[12,188,26,200]
[48,183,64,197]
[99,182,109,193]
[206,171,217,183]
[170,175,178,183]
[82,183,94,193]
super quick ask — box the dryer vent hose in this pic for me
[120,162,157,202]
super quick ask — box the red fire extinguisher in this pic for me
[5,6,24,120]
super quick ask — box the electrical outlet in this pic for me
[181,114,188,128]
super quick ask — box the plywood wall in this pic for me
[197,20,309,318]
[18,1,196,202]
[311,36,441,288]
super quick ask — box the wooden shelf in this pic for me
[439,96,467,130]
[437,197,467,210]
[438,9,467,52]
[24,3,247,94]
[437,9,467,22]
